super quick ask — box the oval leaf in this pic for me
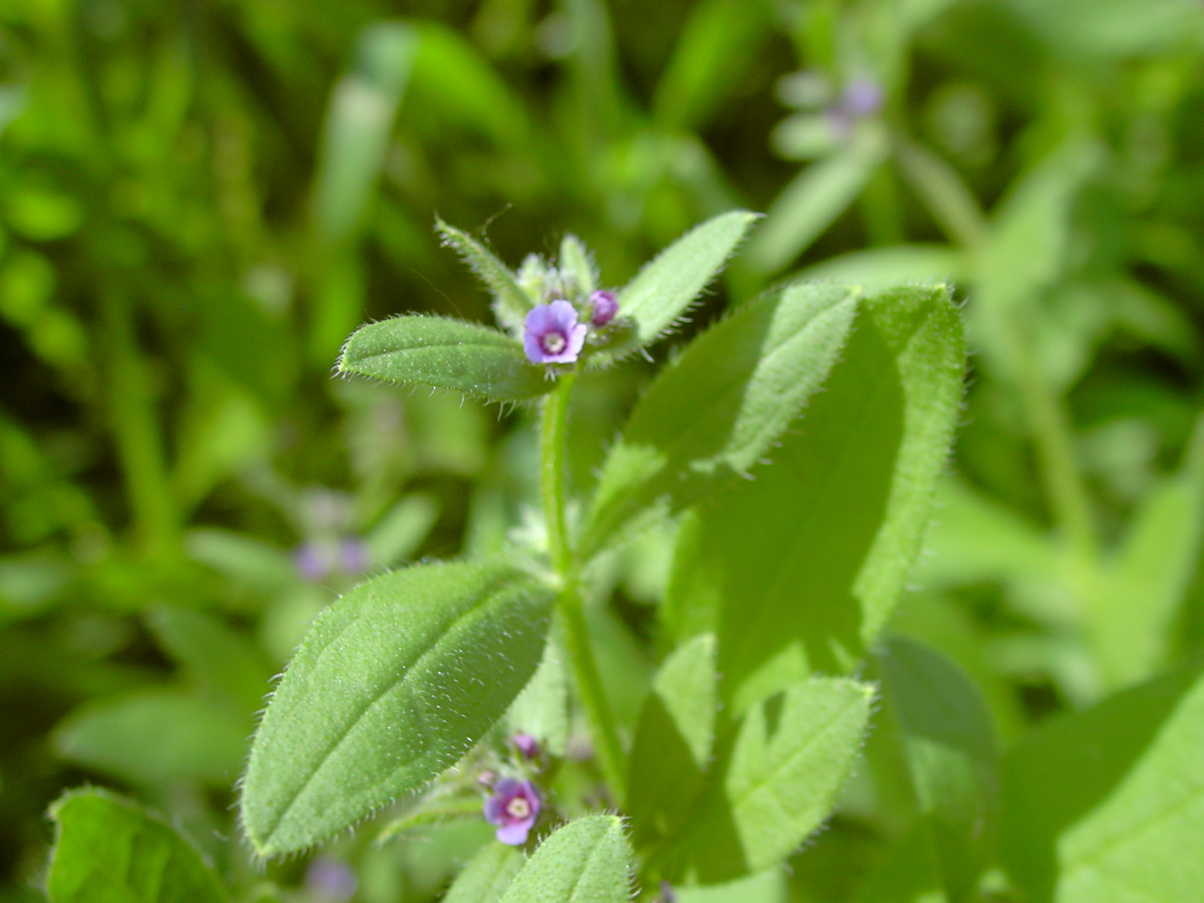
[47,788,228,903]
[499,815,633,903]
[240,561,554,857]
[665,283,965,711]
[582,281,859,557]
[338,315,553,402]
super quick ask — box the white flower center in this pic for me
[506,796,531,819]
[541,332,566,354]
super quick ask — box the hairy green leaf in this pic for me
[240,561,554,857]
[665,283,965,711]
[436,219,534,331]
[880,637,999,902]
[607,210,760,358]
[338,315,552,403]
[666,678,874,883]
[583,281,859,557]
[47,788,227,903]
[443,842,524,903]
[1001,663,1204,902]
[499,816,633,903]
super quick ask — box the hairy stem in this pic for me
[540,372,627,801]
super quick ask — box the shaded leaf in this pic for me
[880,636,999,902]
[47,788,228,903]
[1001,663,1204,902]
[53,689,247,788]
[666,284,965,711]
[628,633,717,841]
[583,281,859,557]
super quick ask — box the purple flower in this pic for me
[511,733,540,759]
[305,858,357,901]
[483,778,541,845]
[523,300,587,365]
[294,542,334,582]
[588,290,618,327]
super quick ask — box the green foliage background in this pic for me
[3,0,1204,900]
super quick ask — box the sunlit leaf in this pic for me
[499,816,633,903]
[338,315,553,403]
[665,678,874,883]
[606,210,760,359]
[240,561,554,857]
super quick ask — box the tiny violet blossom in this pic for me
[588,289,619,327]
[523,300,588,365]
[511,732,540,759]
[484,778,541,845]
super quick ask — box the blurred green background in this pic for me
[2,0,1204,900]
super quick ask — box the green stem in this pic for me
[539,373,627,802]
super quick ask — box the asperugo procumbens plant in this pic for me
[237,211,966,900]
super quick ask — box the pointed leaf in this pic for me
[607,210,760,358]
[668,678,874,883]
[436,219,534,331]
[583,281,859,557]
[747,127,888,273]
[1095,414,1204,689]
[628,633,717,843]
[442,842,525,903]
[499,816,633,903]
[47,788,228,903]
[880,637,999,902]
[666,283,965,711]
[558,234,597,298]
[338,315,553,403]
[1001,663,1204,903]
[240,561,554,857]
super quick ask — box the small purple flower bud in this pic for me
[305,858,357,901]
[659,880,678,903]
[483,778,541,845]
[588,290,618,327]
[340,537,370,574]
[511,733,540,759]
[523,300,588,365]
[841,77,882,118]
[293,542,333,582]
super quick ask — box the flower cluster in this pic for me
[515,247,621,367]
[523,288,620,366]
